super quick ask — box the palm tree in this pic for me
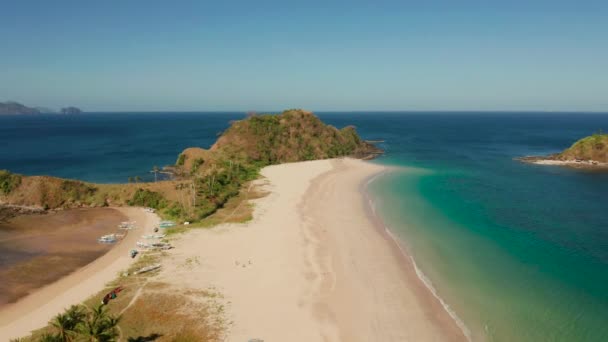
[134,176,141,183]
[152,166,160,182]
[50,305,84,341]
[38,334,62,342]
[128,177,133,183]
[77,305,120,342]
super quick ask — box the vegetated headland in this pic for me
[0,109,394,342]
[518,132,608,169]
[0,109,381,224]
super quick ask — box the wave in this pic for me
[364,172,473,342]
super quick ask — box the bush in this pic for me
[176,154,186,166]
[191,158,204,174]
[128,189,167,209]
[0,170,21,194]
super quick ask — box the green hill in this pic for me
[1,109,382,222]
[556,133,608,163]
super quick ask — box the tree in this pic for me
[49,305,84,342]
[77,305,120,342]
[152,166,160,182]
[128,177,133,183]
[134,176,141,183]
[38,334,62,342]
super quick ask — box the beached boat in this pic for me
[118,221,137,230]
[142,234,166,239]
[158,220,176,228]
[98,234,117,243]
[133,263,161,275]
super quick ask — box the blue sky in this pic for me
[1,1,607,111]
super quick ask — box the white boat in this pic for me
[98,234,117,243]
[118,221,137,230]
[134,264,161,275]
[142,234,166,239]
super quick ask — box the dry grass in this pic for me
[117,289,225,341]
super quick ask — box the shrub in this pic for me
[128,189,167,209]
[0,170,21,194]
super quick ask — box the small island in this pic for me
[519,132,608,169]
[0,101,82,115]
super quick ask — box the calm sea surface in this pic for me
[1,112,608,341]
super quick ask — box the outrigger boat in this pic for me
[142,234,166,239]
[98,234,117,243]
[158,220,176,228]
[134,263,161,275]
[118,221,137,230]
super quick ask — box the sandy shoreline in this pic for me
[0,207,159,340]
[156,158,466,341]
[1,159,467,341]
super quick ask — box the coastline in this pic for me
[518,156,608,169]
[361,170,472,341]
[0,207,159,340]
[155,158,466,341]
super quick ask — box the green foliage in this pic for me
[60,180,97,203]
[164,202,186,219]
[128,189,167,209]
[176,153,186,166]
[0,170,22,195]
[76,305,120,342]
[190,158,204,174]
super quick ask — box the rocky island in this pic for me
[519,132,608,169]
[0,101,82,115]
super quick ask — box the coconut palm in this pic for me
[152,166,160,182]
[77,304,120,342]
[50,313,74,342]
[49,305,85,341]
[38,333,62,342]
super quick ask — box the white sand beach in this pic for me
[0,207,159,340]
[1,159,466,341]
[157,158,466,341]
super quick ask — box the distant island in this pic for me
[519,132,608,168]
[0,101,82,115]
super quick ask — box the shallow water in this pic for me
[0,208,126,305]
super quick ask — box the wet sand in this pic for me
[0,208,127,306]
[0,207,159,340]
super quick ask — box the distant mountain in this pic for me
[0,101,40,115]
[0,101,83,115]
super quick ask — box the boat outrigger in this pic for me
[98,234,117,243]
[134,264,161,275]
[158,220,176,228]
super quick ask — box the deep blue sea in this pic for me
[1,112,608,341]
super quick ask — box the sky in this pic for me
[1,1,607,112]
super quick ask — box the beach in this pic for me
[157,158,466,341]
[0,207,159,339]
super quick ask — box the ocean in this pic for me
[1,112,608,341]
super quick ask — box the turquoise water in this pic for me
[2,112,608,341]
[338,113,608,341]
